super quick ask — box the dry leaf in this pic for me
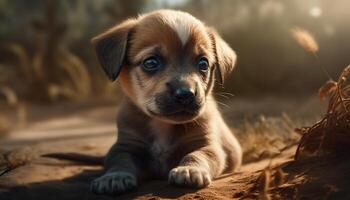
[318,80,337,101]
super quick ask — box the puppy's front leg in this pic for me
[90,144,143,195]
[169,146,224,188]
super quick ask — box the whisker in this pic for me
[214,92,235,97]
[206,96,231,108]
[214,93,230,99]
[216,101,231,109]
[207,98,231,109]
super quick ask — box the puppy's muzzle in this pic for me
[161,82,199,114]
[172,87,196,106]
[166,81,198,110]
[151,81,202,119]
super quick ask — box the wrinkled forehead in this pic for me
[129,11,214,61]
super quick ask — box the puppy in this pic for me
[90,10,242,195]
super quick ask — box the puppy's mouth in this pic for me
[145,93,204,123]
[147,108,198,117]
[146,104,202,123]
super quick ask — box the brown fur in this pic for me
[90,10,242,195]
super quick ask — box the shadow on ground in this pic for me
[0,168,200,200]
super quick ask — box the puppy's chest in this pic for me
[150,136,172,158]
[149,135,174,176]
[147,123,178,177]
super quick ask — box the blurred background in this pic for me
[0,0,349,141]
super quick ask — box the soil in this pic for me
[0,98,348,199]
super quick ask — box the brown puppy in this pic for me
[90,10,242,195]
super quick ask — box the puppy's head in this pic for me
[93,10,236,124]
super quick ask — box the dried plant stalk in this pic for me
[291,27,319,54]
[291,27,332,80]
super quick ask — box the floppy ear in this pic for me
[91,19,137,81]
[208,28,237,85]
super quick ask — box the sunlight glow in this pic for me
[309,6,322,18]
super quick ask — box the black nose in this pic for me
[173,88,195,105]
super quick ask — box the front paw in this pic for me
[168,166,211,188]
[90,171,137,195]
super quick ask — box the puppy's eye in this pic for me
[197,57,209,72]
[142,56,160,73]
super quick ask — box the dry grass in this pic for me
[240,163,288,199]
[235,114,300,163]
[292,23,350,160]
[0,86,18,106]
[48,49,91,101]
[0,147,34,177]
[0,86,28,134]
[0,115,10,137]
[1,41,92,102]
[295,65,350,159]
[243,27,350,199]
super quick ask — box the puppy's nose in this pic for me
[173,88,195,105]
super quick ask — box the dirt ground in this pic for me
[1,96,348,199]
